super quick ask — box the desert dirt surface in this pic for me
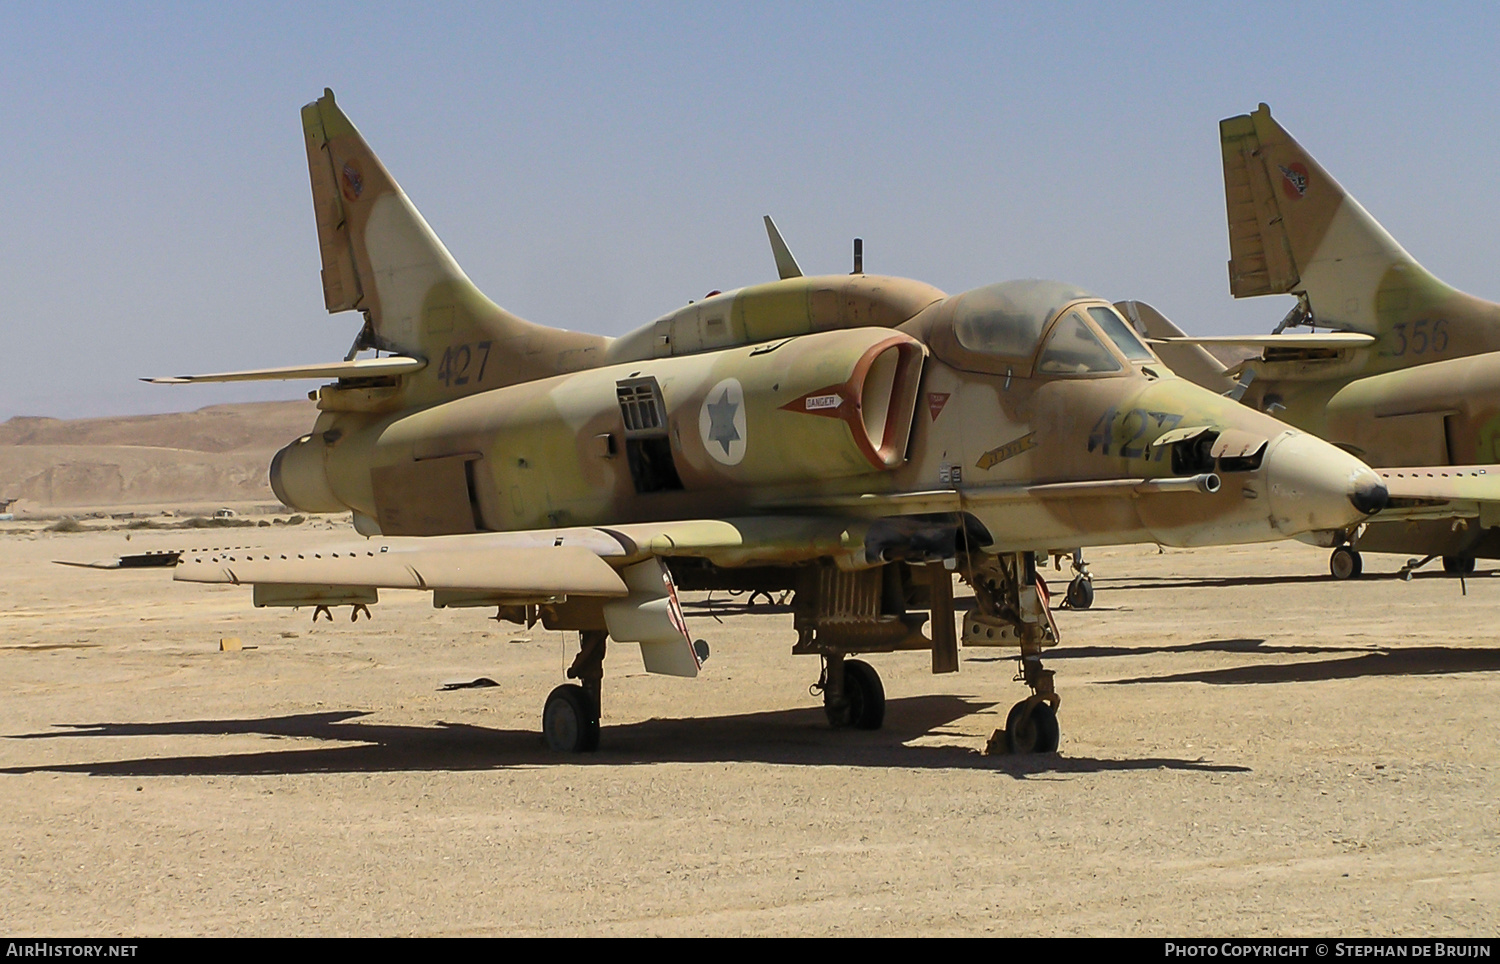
[2,526,1498,937]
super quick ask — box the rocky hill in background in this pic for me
[0,400,317,511]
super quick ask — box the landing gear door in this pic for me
[602,558,702,678]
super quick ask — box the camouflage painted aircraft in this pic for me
[111,90,1398,755]
[1134,104,1500,581]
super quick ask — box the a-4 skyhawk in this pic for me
[102,90,1395,754]
[1134,104,1500,581]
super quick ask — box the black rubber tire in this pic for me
[1005,700,1060,754]
[1330,546,1363,580]
[543,684,599,753]
[1065,576,1095,609]
[844,659,886,731]
[1442,556,1476,575]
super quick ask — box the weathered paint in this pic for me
[1207,104,1500,561]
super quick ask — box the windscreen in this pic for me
[1087,306,1156,362]
[1036,311,1123,375]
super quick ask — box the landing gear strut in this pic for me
[965,552,1063,754]
[543,630,606,752]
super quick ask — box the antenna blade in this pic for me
[762,215,804,279]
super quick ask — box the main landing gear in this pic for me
[538,551,1071,756]
[814,655,886,730]
[543,629,606,753]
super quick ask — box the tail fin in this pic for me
[1117,300,1242,396]
[1220,104,1452,334]
[762,215,804,280]
[302,90,606,399]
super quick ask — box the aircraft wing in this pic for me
[1372,466,1500,523]
[63,516,894,679]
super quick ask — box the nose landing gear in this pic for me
[1060,549,1095,610]
[965,552,1064,755]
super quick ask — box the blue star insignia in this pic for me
[706,388,741,455]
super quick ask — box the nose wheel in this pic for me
[1330,545,1363,580]
[1059,548,1094,609]
[1064,575,1095,609]
[1443,556,1476,576]
[1003,698,1060,754]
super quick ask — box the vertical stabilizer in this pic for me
[1220,104,1450,335]
[763,215,804,280]
[302,90,607,400]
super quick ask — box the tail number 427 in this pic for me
[436,341,493,387]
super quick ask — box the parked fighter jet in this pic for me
[116,91,1396,755]
[1136,104,1500,580]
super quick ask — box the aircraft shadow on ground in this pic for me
[968,635,1500,685]
[1101,645,1500,686]
[1097,570,1492,591]
[965,637,1370,663]
[0,697,1245,780]
[684,594,1129,618]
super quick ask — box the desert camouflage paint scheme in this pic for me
[134,91,1392,753]
[1142,105,1500,574]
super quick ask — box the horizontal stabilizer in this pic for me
[1150,333,1375,349]
[144,356,426,384]
[1116,300,1239,395]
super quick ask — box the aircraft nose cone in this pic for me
[1264,432,1386,536]
[1349,477,1389,515]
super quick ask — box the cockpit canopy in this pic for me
[918,279,1156,378]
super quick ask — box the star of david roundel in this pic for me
[698,377,747,466]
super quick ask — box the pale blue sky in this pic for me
[3,2,1497,418]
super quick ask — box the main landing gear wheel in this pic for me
[1443,556,1476,575]
[843,659,885,730]
[1064,575,1095,610]
[1004,699,1060,754]
[1330,546,1363,580]
[543,683,600,753]
[822,658,886,730]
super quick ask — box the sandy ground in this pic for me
[2,527,1498,936]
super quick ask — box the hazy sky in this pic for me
[3,2,1498,419]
